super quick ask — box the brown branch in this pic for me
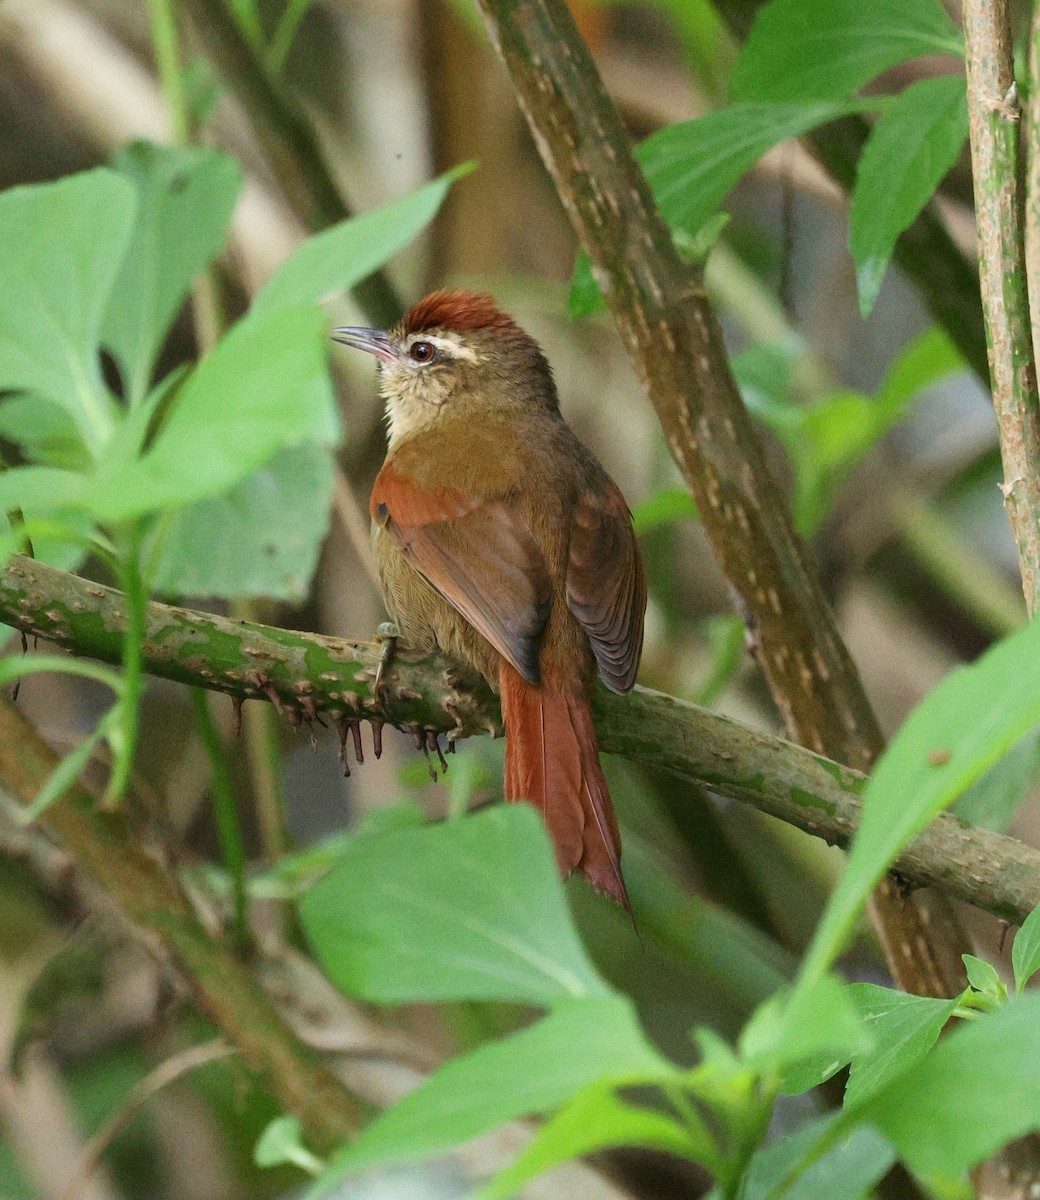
[473,0,969,998]
[966,0,1040,614]
[3,555,1040,927]
[0,692,362,1154]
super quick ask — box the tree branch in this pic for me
[965,0,1040,614]
[473,0,969,998]
[3,555,1039,926]
[0,693,362,1154]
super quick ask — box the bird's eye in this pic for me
[409,340,436,364]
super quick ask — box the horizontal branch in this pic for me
[3,555,1039,924]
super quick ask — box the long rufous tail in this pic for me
[499,660,629,910]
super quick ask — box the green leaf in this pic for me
[962,954,1007,1005]
[740,974,870,1075]
[952,727,1040,832]
[741,1115,894,1200]
[570,102,862,316]
[252,164,474,318]
[0,396,90,470]
[0,170,134,454]
[90,307,337,521]
[865,994,1040,1179]
[844,984,959,1109]
[150,443,333,600]
[479,1084,711,1200]
[102,142,241,404]
[309,997,677,1193]
[0,467,90,515]
[874,327,963,418]
[850,75,968,317]
[254,1116,324,1175]
[799,616,1040,989]
[1013,904,1040,995]
[299,805,612,1006]
[631,487,699,534]
[731,0,962,102]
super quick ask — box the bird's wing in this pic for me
[371,461,552,683]
[566,480,646,694]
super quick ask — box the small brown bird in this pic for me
[333,290,646,908]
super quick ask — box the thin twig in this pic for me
[61,1040,237,1200]
[2,555,1040,925]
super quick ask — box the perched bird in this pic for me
[333,290,645,908]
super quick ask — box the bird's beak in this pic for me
[331,326,398,364]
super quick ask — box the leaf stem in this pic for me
[190,686,252,954]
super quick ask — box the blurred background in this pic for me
[0,0,1021,1197]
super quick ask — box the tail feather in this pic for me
[500,661,629,910]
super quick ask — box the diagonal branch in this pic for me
[473,0,969,998]
[2,555,1039,926]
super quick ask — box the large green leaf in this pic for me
[865,995,1040,1179]
[309,998,677,1194]
[570,102,862,316]
[843,984,960,1109]
[102,142,242,405]
[850,75,967,317]
[299,805,612,1006]
[731,0,962,102]
[151,443,333,599]
[479,1083,709,1200]
[90,306,337,521]
[252,164,473,318]
[799,616,1040,990]
[0,170,134,455]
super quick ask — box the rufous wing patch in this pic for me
[372,461,551,683]
[566,480,646,694]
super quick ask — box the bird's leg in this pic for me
[373,621,400,706]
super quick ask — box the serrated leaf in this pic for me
[799,616,1040,990]
[570,102,862,316]
[1012,904,1040,995]
[850,75,967,317]
[252,164,474,318]
[299,805,611,1006]
[479,1084,710,1200]
[90,307,337,521]
[103,142,241,404]
[151,443,333,600]
[844,983,959,1108]
[865,995,1040,1178]
[731,0,962,103]
[308,998,677,1195]
[0,170,134,454]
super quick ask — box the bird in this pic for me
[333,289,646,908]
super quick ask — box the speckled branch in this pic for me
[964,0,1040,612]
[0,694,362,1154]
[3,555,1040,926]
[473,0,969,998]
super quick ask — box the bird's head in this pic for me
[333,290,557,446]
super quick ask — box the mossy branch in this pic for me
[3,555,1040,926]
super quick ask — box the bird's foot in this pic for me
[373,621,400,707]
